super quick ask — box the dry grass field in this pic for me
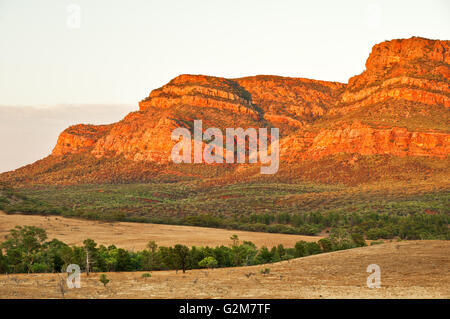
[0,211,322,249]
[0,240,448,299]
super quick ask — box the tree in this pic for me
[230,234,239,247]
[260,268,270,275]
[198,256,218,269]
[318,238,333,252]
[147,241,158,253]
[173,244,190,273]
[276,244,285,258]
[159,246,175,270]
[255,246,272,264]
[0,250,8,273]
[143,241,159,270]
[270,247,281,263]
[99,274,109,287]
[43,239,69,273]
[294,241,308,257]
[351,233,367,247]
[116,248,131,271]
[306,242,322,255]
[83,239,98,275]
[1,226,47,273]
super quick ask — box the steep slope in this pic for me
[328,37,449,130]
[48,74,345,163]
[235,75,345,126]
[280,37,450,161]
[1,37,449,186]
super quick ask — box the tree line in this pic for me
[0,226,367,274]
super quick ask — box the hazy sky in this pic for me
[1,0,449,106]
[0,0,449,172]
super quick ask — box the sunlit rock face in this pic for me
[50,37,449,168]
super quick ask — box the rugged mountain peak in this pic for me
[52,124,111,156]
[235,75,345,122]
[330,37,450,123]
[2,37,448,185]
[139,74,259,118]
[349,37,449,90]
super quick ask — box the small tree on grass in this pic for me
[198,256,218,269]
[173,244,190,274]
[260,268,270,275]
[351,233,366,247]
[58,275,66,299]
[83,239,97,276]
[230,234,239,247]
[99,274,109,287]
[318,238,333,252]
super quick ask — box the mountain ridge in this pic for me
[1,36,449,186]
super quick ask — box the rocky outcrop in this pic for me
[139,74,260,118]
[281,122,449,161]
[49,37,449,167]
[236,75,345,120]
[52,124,111,156]
[348,37,449,90]
[332,37,450,116]
[90,111,184,163]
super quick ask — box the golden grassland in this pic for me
[0,211,322,250]
[0,241,448,299]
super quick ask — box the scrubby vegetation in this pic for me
[1,181,448,241]
[0,227,367,274]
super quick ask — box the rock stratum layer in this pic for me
[2,37,449,185]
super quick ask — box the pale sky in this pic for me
[0,0,449,172]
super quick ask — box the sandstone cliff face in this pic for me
[280,122,449,161]
[52,124,111,156]
[51,74,345,159]
[50,37,449,168]
[139,74,259,118]
[332,37,450,116]
[236,75,345,120]
[90,111,181,162]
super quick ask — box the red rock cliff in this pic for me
[51,37,449,164]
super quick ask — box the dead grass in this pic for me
[0,241,448,299]
[0,211,322,250]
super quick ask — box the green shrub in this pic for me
[198,256,218,269]
[99,274,110,287]
[260,268,270,275]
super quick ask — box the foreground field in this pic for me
[0,211,321,249]
[0,241,448,298]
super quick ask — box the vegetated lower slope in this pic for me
[1,172,449,240]
[0,37,448,240]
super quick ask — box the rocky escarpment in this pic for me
[280,121,450,161]
[50,73,345,160]
[10,36,447,185]
[139,74,260,118]
[236,75,345,120]
[52,124,112,156]
[331,37,450,117]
